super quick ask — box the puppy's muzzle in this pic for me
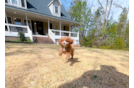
[62,41,66,46]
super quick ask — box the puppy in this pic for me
[58,36,74,60]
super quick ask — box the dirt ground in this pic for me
[5,43,129,88]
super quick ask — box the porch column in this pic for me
[77,26,79,37]
[48,19,50,35]
[60,21,61,37]
[5,12,10,32]
[69,24,71,37]
[25,15,28,26]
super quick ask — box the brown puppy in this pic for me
[58,36,74,60]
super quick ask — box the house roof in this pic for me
[48,0,62,6]
[5,0,79,25]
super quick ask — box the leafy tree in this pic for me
[68,0,91,45]
[68,0,129,50]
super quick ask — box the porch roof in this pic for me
[5,0,80,26]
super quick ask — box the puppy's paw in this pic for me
[66,57,70,60]
[59,53,62,56]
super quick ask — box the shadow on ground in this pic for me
[65,58,81,66]
[58,65,129,88]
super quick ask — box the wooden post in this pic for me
[26,15,28,26]
[60,21,61,37]
[69,24,71,37]
[48,19,50,35]
[26,15,33,40]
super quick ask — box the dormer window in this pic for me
[55,6,58,14]
[5,0,27,9]
[48,0,62,17]
[12,0,21,6]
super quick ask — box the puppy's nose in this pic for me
[63,42,65,45]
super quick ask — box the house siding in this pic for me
[65,26,69,31]
[53,0,60,6]
[43,22,48,35]
[52,0,61,17]
[49,3,53,14]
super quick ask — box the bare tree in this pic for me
[97,0,107,29]
[104,0,113,29]
[114,4,129,33]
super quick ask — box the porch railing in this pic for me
[50,29,79,38]
[48,29,79,45]
[5,23,33,42]
[48,29,55,43]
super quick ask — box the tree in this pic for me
[68,0,129,50]
[68,0,91,45]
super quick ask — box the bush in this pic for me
[18,32,26,41]
[114,37,126,49]
[27,38,32,42]
[92,45,97,48]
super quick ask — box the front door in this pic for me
[36,21,44,35]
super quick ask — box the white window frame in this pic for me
[8,0,21,6]
[54,5,59,15]
[55,6,58,14]
[7,16,13,24]
[13,16,22,25]
[6,0,27,9]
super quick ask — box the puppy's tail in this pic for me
[71,44,79,47]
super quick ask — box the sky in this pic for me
[129,0,134,25]
[60,0,129,21]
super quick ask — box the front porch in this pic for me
[5,8,79,45]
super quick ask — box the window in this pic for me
[21,0,25,7]
[12,0,21,6]
[5,18,6,23]
[7,17,12,24]
[55,6,58,14]
[7,0,11,3]
[14,18,22,25]
[24,20,31,29]
[5,0,8,3]
[6,0,26,8]
[12,0,17,5]
[5,26,8,31]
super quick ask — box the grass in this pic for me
[6,38,32,43]
[5,43,129,88]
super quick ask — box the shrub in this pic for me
[114,37,126,49]
[92,45,97,48]
[18,32,26,41]
[27,38,32,42]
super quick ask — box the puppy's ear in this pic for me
[58,39,62,45]
[68,37,74,44]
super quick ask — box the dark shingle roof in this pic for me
[5,0,79,24]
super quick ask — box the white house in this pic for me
[5,0,80,45]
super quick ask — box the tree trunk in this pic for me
[104,0,113,30]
